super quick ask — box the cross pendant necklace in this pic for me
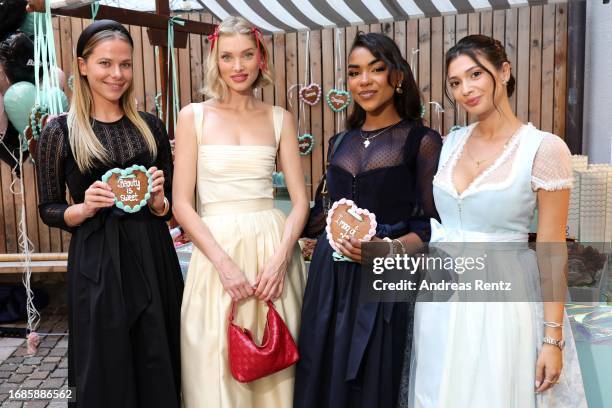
[360,121,401,148]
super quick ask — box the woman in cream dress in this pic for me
[172,17,308,407]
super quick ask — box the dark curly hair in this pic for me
[0,33,35,84]
[346,32,422,130]
[445,34,516,109]
[0,0,28,42]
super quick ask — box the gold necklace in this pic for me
[465,126,521,168]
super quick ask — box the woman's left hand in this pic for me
[147,166,165,211]
[534,344,563,393]
[255,254,288,301]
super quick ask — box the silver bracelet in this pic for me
[543,321,563,328]
[543,336,565,350]
[392,239,406,254]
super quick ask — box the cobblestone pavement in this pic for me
[0,313,69,408]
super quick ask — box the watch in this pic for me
[542,336,565,350]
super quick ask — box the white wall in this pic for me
[583,1,612,163]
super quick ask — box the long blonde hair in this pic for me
[202,16,274,100]
[68,30,156,172]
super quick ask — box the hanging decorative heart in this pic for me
[102,165,153,213]
[325,198,377,253]
[298,133,314,156]
[299,83,322,106]
[24,126,35,157]
[326,89,351,112]
[29,105,49,141]
[23,111,53,163]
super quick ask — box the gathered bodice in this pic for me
[431,123,573,240]
[192,103,283,213]
[197,145,277,206]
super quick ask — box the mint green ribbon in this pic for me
[166,17,185,132]
[33,2,63,115]
[91,1,100,20]
[332,251,356,263]
[153,46,163,120]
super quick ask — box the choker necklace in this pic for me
[360,120,401,148]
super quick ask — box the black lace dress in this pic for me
[294,120,442,408]
[36,113,183,408]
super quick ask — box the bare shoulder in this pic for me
[274,106,294,124]
[178,103,197,118]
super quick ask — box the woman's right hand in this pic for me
[217,257,254,301]
[82,181,115,218]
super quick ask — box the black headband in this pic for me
[76,19,133,58]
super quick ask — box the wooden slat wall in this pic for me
[0,5,568,253]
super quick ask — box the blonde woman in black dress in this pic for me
[37,20,182,407]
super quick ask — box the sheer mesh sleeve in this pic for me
[36,116,72,231]
[143,112,174,221]
[531,133,573,191]
[408,128,442,242]
[302,134,340,238]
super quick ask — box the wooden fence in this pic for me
[0,4,568,254]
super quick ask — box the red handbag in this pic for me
[227,300,299,383]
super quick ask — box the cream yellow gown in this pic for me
[181,104,307,407]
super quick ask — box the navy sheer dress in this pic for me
[294,120,441,408]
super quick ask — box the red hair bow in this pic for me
[251,26,268,71]
[208,24,267,72]
[207,25,220,50]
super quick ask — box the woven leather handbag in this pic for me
[227,300,299,383]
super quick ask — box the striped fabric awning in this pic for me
[196,0,565,33]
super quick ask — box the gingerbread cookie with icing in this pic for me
[101,165,153,213]
[326,198,377,253]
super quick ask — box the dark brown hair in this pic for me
[347,32,422,130]
[445,35,515,109]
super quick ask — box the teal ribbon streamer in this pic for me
[166,17,185,132]
[153,46,163,120]
[33,2,63,116]
[332,251,356,263]
[91,1,100,20]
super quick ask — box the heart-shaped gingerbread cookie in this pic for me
[326,89,351,112]
[299,83,322,106]
[102,165,153,213]
[298,133,314,156]
[326,198,377,253]
[24,126,38,160]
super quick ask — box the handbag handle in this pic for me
[228,300,274,323]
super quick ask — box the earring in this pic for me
[502,79,508,86]
[396,82,403,94]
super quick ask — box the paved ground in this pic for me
[0,283,69,408]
